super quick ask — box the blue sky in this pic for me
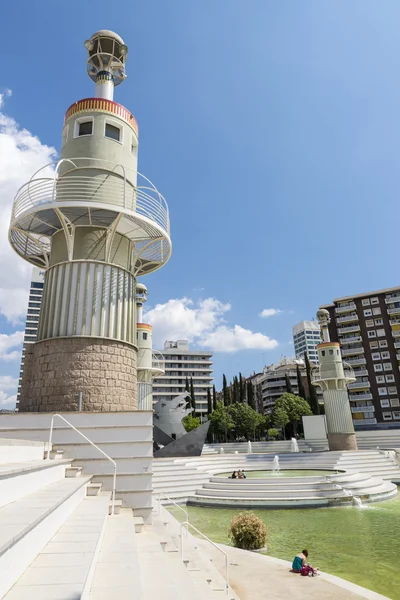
[1,1,400,405]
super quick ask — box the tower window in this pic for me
[143,333,148,340]
[78,121,93,136]
[105,123,121,141]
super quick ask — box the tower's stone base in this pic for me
[328,432,358,451]
[19,337,137,412]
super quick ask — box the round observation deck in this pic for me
[8,158,171,276]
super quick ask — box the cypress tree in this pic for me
[232,376,239,403]
[247,380,256,410]
[223,374,230,406]
[304,353,320,415]
[285,373,293,394]
[207,387,212,416]
[185,377,190,393]
[212,385,217,411]
[239,373,245,402]
[296,364,306,400]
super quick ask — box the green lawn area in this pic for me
[168,493,400,599]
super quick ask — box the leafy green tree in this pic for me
[210,401,234,441]
[239,373,245,402]
[212,385,217,411]
[296,365,306,400]
[273,393,312,436]
[182,414,201,432]
[267,428,280,440]
[247,380,256,410]
[228,402,260,440]
[285,373,293,394]
[304,353,320,415]
[190,377,196,415]
[271,405,290,439]
[207,387,212,416]
[223,374,230,406]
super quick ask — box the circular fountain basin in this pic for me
[218,470,335,478]
[188,469,398,509]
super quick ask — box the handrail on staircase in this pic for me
[156,492,189,534]
[47,413,117,515]
[180,521,230,597]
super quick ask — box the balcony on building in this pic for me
[388,306,400,316]
[389,318,400,327]
[336,313,359,325]
[337,324,361,335]
[351,405,375,413]
[353,418,377,425]
[349,392,373,401]
[341,345,365,357]
[335,302,356,315]
[348,381,371,390]
[385,294,400,304]
[352,369,368,377]
[345,356,367,366]
[339,335,362,345]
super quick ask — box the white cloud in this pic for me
[202,325,278,353]
[0,375,18,409]
[145,297,278,353]
[259,308,282,318]
[0,331,24,361]
[0,94,56,323]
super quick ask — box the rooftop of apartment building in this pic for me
[321,285,400,306]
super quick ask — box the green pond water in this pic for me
[219,470,335,478]
[167,493,400,599]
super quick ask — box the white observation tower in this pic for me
[9,30,171,412]
[312,309,358,451]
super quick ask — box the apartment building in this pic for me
[321,286,400,425]
[292,320,321,364]
[16,267,45,408]
[152,340,213,418]
[260,356,320,413]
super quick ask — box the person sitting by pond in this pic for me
[238,470,246,479]
[231,471,238,479]
[241,469,247,479]
[292,550,318,576]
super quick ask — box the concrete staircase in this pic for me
[203,440,313,454]
[0,440,129,598]
[0,411,153,523]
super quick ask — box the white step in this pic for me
[0,439,46,464]
[89,508,141,599]
[0,460,71,509]
[0,475,93,598]
[4,493,111,600]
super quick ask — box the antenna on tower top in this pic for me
[84,30,128,100]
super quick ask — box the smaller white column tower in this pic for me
[136,283,165,410]
[312,309,358,451]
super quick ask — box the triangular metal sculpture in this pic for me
[154,421,210,458]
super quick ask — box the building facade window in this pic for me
[372,352,380,361]
[382,412,393,420]
[383,363,393,371]
[362,299,370,306]
[371,297,379,305]
[364,309,372,317]
[374,364,383,372]
[376,329,386,337]
[372,307,381,315]
[366,320,374,327]
[378,387,388,396]
[380,399,390,408]
[368,331,376,338]
[379,340,388,348]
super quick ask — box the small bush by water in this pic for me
[228,511,267,550]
